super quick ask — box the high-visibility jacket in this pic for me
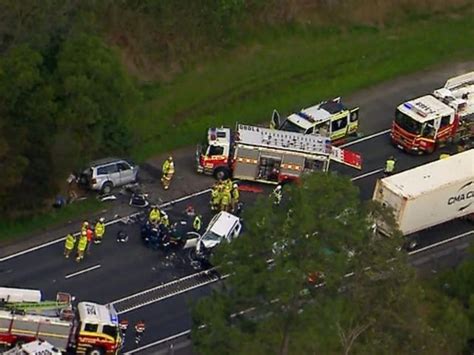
[65,234,76,250]
[232,187,239,201]
[163,160,175,175]
[161,215,170,227]
[149,208,161,223]
[193,215,202,231]
[95,222,105,237]
[77,236,88,252]
[385,159,395,173]
[221,191,231,206]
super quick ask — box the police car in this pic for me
[272,97,360,143]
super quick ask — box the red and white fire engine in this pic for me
[391,71,474,154]
[0,287,121,355]
[196,124,362,183]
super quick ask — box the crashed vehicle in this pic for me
[141,218,199,251]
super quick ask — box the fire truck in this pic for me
[0,287,121,355]
[271,97,360,144]
[391,71,474,154]
[196,124,362,183]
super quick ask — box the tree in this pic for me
[55,33,139,167]
[192,173,468,355]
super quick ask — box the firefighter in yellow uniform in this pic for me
[231,183,239,212]
[220,185,232,212]
[384,156,396,176]
[193,214,202,232]
[149,206,161,225]
[64,233,76,258]
[76,232,88,262]
[161,212,170,227]
[94,218,106,244]
[210,185,220,211]
[81,221,89,234]
[161,156,175,190]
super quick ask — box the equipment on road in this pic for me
[0,287,121,354]
[196,124,362,184]
[372,150,474,248]
[391,71,474,154]
[271,97,360,144]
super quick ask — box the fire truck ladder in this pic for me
[2,300,70,313]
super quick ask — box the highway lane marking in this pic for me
[351,168,383,181]
[123,329,192,354]
[408,230,474,256]
[0,188,212,262]
[340,129,391,148]
[64,264,101,279]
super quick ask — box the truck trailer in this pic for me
[372,150,474,246]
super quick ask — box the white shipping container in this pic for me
[373,150,474,235]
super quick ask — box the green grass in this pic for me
[129,12,474,161]
[0,199,102,244]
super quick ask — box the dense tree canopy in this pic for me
[0,26,138,216]
[192,173,469,354]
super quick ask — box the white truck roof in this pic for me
[236,124,331,155]
[77,302,118,326]
[398,95,453,123]
[0,287,42,303]
[380,150,474,199]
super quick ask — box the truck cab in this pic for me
[274,97,360,143]
[391,95,456,154]
[196,127,232,179]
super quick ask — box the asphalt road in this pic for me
[1,62,473,354]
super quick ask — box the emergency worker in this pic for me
[220,185,232,212]
[86,227,94,254]
[76,232,88,262]
[64,233,76,258]
[384,156,396,176]
[231,183,239,212]
[161,156,175,190]
[210,186,220,211]
[161,212,170,228]
[134,320,146,345]
[149,206,161,225]
[119,319,129,346]
[81,221,89,234]
[94,217,106,244]
[271,185,282,206]
[193,214,202,232]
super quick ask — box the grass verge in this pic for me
[130,11,474,161]
[0,199,102,245]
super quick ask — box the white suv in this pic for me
[80,158,139,194]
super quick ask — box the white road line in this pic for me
[124,329,192,354]
[65,264,101,279]
[350,168,383,181]
[408,230,474,256]
[340,129,391,148]
[0,188,213,262]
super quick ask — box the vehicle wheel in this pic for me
[87,347,104,355]
[101,182,113,194]
[214,167,230,180]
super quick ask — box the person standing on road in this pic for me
[119,319,129,347]
[161,156,175,190]
[220,185,232,212]
[231,183,240,212]
[86,227,94,254]
[76,232,88,262]
[149,206,161,225]
[271,185,282,206]
[384,156,396,176]
[94,217,106,244]
[64,233,76,258]
[210,185,220,211]
[81,221,89,234]
[134,320,146,345]
[193,214,202,232]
